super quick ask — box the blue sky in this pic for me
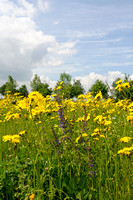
[0,0,133,90]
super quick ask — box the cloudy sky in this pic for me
[0,0,133,91]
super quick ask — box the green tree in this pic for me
[18,85,28,97]
[55,72,84,99]
[0,83,8,96]
[0,75,18,95]
[30,74,52,97]
[112,78,123,101]
[6,75,18,94]
[70,80,84,98]
[60,72,71,84]
[112,74,133,101]
[30,74,42,91]
[55,72,72,99]
[89,79,109,99]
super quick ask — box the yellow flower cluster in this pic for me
[120,137,132,143]
[3,130,26,143]
[127,102,133,124]
[3,134,20,143]
[118,146,133,155]
[115,79,130,92]
[76,133,88,143]
[91,128,105,141]
[94,115,112,126]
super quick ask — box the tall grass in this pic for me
[0,90,133,200]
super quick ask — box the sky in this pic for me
[0,0,133,91]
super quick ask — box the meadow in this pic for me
[0,83,133,200]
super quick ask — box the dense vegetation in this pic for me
[0,78,133,199]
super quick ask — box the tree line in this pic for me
[0,73,133,101]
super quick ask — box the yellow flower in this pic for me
[3,135,20,143]
[86,114,90,121]
[75,133,88,143]
[11,135,20,143]
[116,79,122,84]
[13,113,20,119]
[54,124,59,128]
[104,120,112,126]
[19,130,26,136]
[60,81,63,85]
[118,88,122,92]
[51,94,57,97]
[94,91,103,100]
[56,85,62,90]
[121,82,130,88]
[100,135,105,138]
[118,149,130,155]
[115,84,122,90]
[93,138,99,141]
[127,116,133,121]
[78,94,84,99]
[120,137,132,143]
[3,135,12,142]
[94,128,101,132]
[76,117,84,122]
[29,194,35,200]
[91,132,99,137]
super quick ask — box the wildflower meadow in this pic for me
[0,81,133,200]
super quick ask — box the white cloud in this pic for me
[0,0,36,18]
[129,75,133,80]
[53,21,60,25]
[37,0,50,13]
[30,73,56,90]
[40,76,56,89]
[0,0,77,82]
[74,71,125,91]
[47,41,77,56]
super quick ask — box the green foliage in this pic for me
[18,85,29,97]
[30,74,52,97]
[112,77,123,101]
[0,92,132,199]
[60,72,72,84]
[0,75,18,95]
[112,74,133,101]
[0,82,7,96]
[6,75,18,94]
[89,79,109,99]
[55,72,84,98]
[70,80,84,98]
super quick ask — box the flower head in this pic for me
[120,137,132,143]
[29,194,35,200]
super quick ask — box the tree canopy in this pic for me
[55,72,84,98]
[89,79,109,99]
[0,75,18,95]
[30,74,52,97]
[112,74,133,101]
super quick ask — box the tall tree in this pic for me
[6,75,18,94]
[30,74,52,97]
[0,83,8,96]
[0,75,18,95]
[59,72,72,85]
[30,74,42,91]
[70,80,84,98]
[18,85,28,97]
[55,72,84,98]
[112,78,123,101]
[112,74,133,101]
[55,72,72,98]
[89,79,109,99]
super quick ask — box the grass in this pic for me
[0,90,133,200]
